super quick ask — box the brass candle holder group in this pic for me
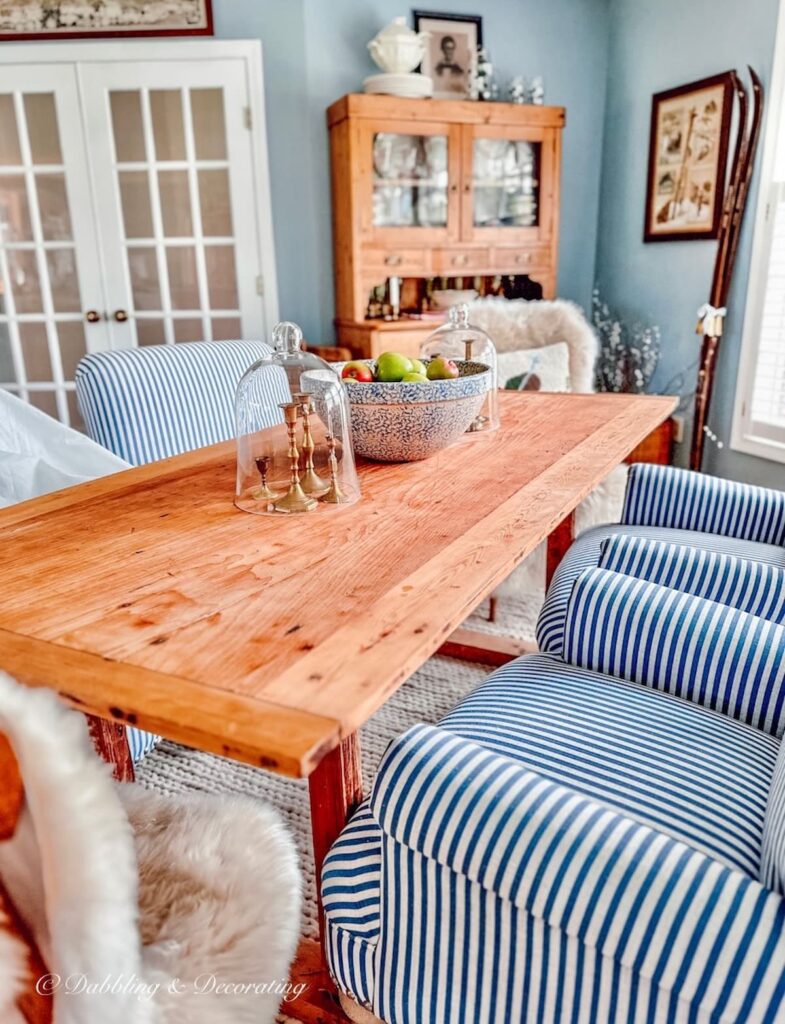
[253,394,349,513]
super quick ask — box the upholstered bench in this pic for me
[323,567,785,1023]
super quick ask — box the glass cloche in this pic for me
[235,322,361,516]
[420,304,499,431]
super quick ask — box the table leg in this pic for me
[287,733,363,1023]
[546,511,575,589]
[85,714,134,782]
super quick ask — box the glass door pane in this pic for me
[0,69,108,427]
[472,138,540,228]
[372,132,449,228]
[81,58,269,348]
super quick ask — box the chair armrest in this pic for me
[565,566,785,736]
[371,723,785,1021]
[622,463,785,545]
[599,533,785,624]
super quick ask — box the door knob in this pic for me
[113,309,129,322]
[84,310,102,323]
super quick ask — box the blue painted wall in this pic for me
[214,0,610,343]
[594,0,783,486]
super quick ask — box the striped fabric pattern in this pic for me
[537,523,785,656]
[322,802,381,1007]
[368,723,785,1024]
[622,463,785,544]
[75,340,275,464]
[565,567,785,737]
[762,743,785,896]
[438,655,775,877]
[599,533,785,623]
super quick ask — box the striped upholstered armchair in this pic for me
[538,462,785,654]
[323,535,785,1021]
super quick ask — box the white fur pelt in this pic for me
[468,296,599,392]
[0,672,301,1024]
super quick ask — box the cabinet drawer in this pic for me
[493,245,550,272]
[364,248,427,274]
[432,248,491,273]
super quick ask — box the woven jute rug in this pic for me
[135,592,540,942]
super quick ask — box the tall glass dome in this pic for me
[235,322,361,516]
[420,304,499,432]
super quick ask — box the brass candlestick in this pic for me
[253,455,279,501]
[293,392,328,495]
[273,402,318,513]
[320,434,350,504]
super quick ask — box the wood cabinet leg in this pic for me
[546,511,575,589]
[85,714,134,782]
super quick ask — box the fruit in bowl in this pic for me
[326,352,492,462]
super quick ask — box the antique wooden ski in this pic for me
[690,68,763,470]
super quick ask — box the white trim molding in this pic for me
[732,0,785,463]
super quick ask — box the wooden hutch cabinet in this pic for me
[327,93,565,358]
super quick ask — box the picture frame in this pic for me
[0,0,213,40]
[644,72,734,242]
[413,10,482,101]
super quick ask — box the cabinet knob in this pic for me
[516,253,532,264]
[84,310,102,323]
[384,254,402,267]
[113,309,130,322]
[452,254,469,266]
[449,183,458,193]
[463,183,471,194]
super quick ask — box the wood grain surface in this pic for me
[0,392,676,776]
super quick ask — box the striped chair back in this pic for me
[75,340,273,465]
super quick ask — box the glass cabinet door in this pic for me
[372,131,449,228]
[472,137,540,229]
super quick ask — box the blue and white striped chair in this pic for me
[74,340,275,760]
[75,339,275,464]
[538,462,785,654]
[323,564,785,1022]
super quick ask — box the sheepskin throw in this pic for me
[0,673,301,1024]
[468,296,599,392]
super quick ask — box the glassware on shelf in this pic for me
[235,321,361,516]
[420,304,499,432]
[372,131,449,228]
[472,137,540,228]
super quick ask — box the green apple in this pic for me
[426,356,460,381]
[409,358,427,376]
[401,371,428,382]
[376,351,414,383]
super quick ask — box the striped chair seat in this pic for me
[323,655,779,1015]
[537,523,785,656]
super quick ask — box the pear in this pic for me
[426,356,460,381]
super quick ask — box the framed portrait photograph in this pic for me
[644,72,734,242]
[0,0,213,40]
[413,10,482,100]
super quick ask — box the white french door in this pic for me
[0,42,278,427]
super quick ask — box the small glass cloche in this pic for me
[420,304,499,432]
[235,322,361,516]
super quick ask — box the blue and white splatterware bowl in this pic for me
[334,359,491,462]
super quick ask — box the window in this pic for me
[733,2,785,461]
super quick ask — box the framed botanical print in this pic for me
[0,0,213,40]
[644,72,734,242]
[413,10,482,100]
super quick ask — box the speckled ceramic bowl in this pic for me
[333,359,491,462]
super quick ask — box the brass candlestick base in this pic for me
[273,402,318,514]
[252,456,279,501]
[293,392,328,495]
[320,434,350,504]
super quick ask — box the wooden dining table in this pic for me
[0,389,676,1022]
